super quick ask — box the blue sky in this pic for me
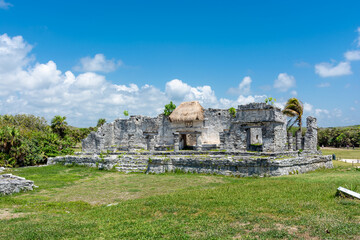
[0,0,359,127]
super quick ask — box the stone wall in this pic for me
[304,116,318,152]
[48,153,333,177]
[202,109,232,144]
[81,102,316,154]
[82,115,161,152]
[221,103,287,152]
[0,174,38,195]
[82,109,232,152]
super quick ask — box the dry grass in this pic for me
[0,209,27,220]
[35,173,226,205]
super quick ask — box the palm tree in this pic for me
[282,98,303,131]
[51,115,68,138]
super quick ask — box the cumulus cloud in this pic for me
[344,50,360,61]
[227,76,252,95]
[74,53,122,73]
[315,61,352,77]
[0,34,33,73]
[0,0,12,9]
[165,79,218,106]
[1,34,254,126]
[1,33,346,127]
[165,79,191,100]
[273,73,296,92]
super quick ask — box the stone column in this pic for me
[296,131,302,150]
[173,133,179,152]
[304,116,318,152]
[287,132,293,151]
[195,133,201,151]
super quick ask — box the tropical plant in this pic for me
[265,97,276,105]
[51,115,68,138]
[123,110,129,117]
[228,107,236,118]
[282,98,303,131]
[164,101,176,116]
[97,118,106,127]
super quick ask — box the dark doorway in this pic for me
[179,134,196,150]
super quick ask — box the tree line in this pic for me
[0,114,97,167]
[318,126,360,148]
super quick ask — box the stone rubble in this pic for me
[0,174,38,195]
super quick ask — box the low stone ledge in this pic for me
[49,154,333,177]
[0,174,38,196]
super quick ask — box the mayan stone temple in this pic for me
[49,101,333,177]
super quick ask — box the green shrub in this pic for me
[164,101,176,116]
[228,107,236,118]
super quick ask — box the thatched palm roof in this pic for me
[169,101,204,122]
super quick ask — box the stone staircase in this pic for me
[115,158,148,173]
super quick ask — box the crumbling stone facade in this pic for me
[82,102,318,154]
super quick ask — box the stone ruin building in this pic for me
[50,101,331,177]
[82,101,318,153]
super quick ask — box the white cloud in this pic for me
[218,95,267,109]
[0,34,230,126]
[273,73,296,92]
[74,53,122,73]
[274,101,285,110]
[357,27,360,47]
[303,103,313,113]
[114,83,139,93]
[0,33,348,127]
[74,72,106,89]
[344,50,360,61]
[227,76,252,95]
[290,90,297,96]
[317,82,330,88]
[0,34,32,73]
[315,109,330,117]
[315,61,352,77]
[165,79,218,106]
[165,79,191,100]
[0,0,12,9]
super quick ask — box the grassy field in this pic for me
[321,147,360,160]
[0,162,359,239]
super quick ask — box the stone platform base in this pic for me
[48,152,333,177]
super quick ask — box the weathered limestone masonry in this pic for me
[221,103,287,152]
[48,153,333,177]
[73,101,330,177]
[82,102,317,153]
[304,117,318,151]
[0,174,38,195]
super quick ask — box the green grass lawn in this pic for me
[321,147,360,160]
[0,162,359,239]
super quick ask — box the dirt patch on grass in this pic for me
[232,222,319,239]
[0,209,27,220]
